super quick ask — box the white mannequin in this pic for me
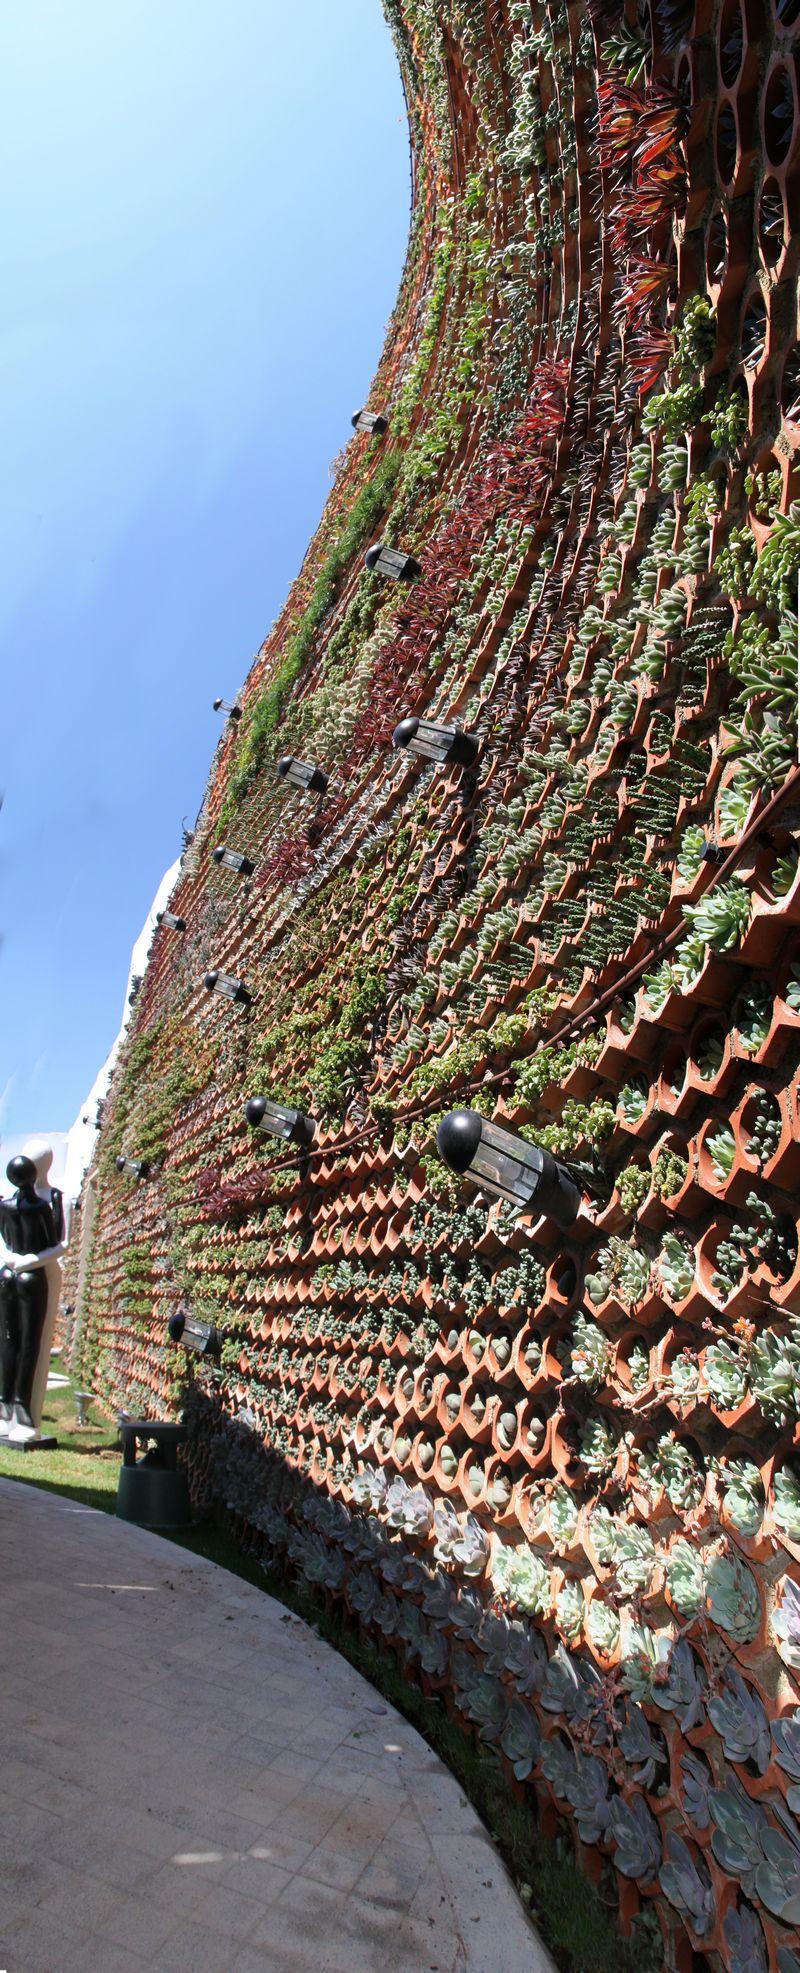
[0,1138,66,1446]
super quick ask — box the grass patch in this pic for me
[1,1378,658,1973]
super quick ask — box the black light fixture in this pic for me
[212,846,255,876]
[82,1114,101,1130]
[167,1308,221,1359]
[365,543,422,582]
[392,717,479,768]
[351,408,389,436]
[115,1155,151,1181]
[156,909,187,931]
[245,1096,314,1148]
[436,1109,581,1226]
[213,697,242,722]
[203,970,251,1005]
[276,755,328,794]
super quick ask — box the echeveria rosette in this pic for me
[609,1793,661,1883]
[659,1831,714,1938]
[499,1697,541,1780]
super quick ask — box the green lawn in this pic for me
[0,1376,660,1973]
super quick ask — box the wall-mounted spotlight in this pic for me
[392,717,479,769]
[82,1114,101,1130]
[115,1156,151,1181]
[203,971,251,1005]
[156,909,187,931]
[212,847,255,877]
[276,756,328,795]
[167,1308,221,1359]
[351,408,389,436]
[365,544,422,582]
[245,1096,314,1148]
[213,697,242,722]
[436,1110,581,1226]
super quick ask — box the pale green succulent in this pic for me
[614,1523,657,1596]
[586,1598,620,1655]
[774,1465,800,1542]
[555,1578,585,1640]
[719,1458,764,1536]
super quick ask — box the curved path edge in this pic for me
[1,1478,554,1973]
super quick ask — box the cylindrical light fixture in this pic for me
[115,1156,151,1181]
[276,756,328,794]
[436,1110,581,1226]
[245,1096,314,1148]
[156,909,187,931]
[212,847,255,876]
[203,970,250,1005]
[213,697,242,722]
[392,717,479,768]
[167,1308,221,1359]
[351,408,389,435]
[365,543,422,582]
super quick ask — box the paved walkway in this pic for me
[1,1479,551,1973]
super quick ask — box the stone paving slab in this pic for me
[0,1479,554,1973]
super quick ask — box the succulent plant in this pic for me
[555,1578,585,1640]
[772,1574,800,1669]
[677,827,706,884]
[627,1339,650,1392]
[774,1463,800,1541]
[708,1667,770,1771]
[546,1484,580,1546]
[659,1831,714,1936]
[453,1655,508,1740]
[351,1466,387,1511]
[564,1751,613,1846]
[609,1793,661,1882]
[614,1522,656,1596]
[639,1433,702,1510]
[735,982,773,1052]
[492,1541,551,1616]
[665,1539,705,1617]
[578,1416,620,1475]
[419,1622,449,1679]
[618,1075,649,1124]
[499,1697,541,1779]
[748,1320,800,1425]
[680,1750,712,1829]
[384,1478,434,1539]
[618,1703,667,1789]
[433,1502,490,1577]
[570,1312,611,1386]
[707,1123,736,1182]
[773,1711,800,1812]
[704,1340,748,1411]
[684,877,751,952]
[719,1456,764,1534]
[753,1803,800,1925]
[585,1597,620,1657]
[706,1547,760,1643]
[540,1733,577,1799]
[658,1232,694,1303]
[722,1902,769,1973]
[711,1776,769,1894]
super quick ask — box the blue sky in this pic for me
[0,0,408,1141]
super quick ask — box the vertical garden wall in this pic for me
[65,0,800,1964]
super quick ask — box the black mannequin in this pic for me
[0,1155,61,1435]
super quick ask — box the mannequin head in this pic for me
[22,1139,53,1186]
[7,1154,37,1197]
